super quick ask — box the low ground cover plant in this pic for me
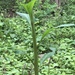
[0,0,75,75]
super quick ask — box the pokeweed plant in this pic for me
[16,0,56,74]
[16,0,75,74]
[16,0,38,75]
[16,0,55,74]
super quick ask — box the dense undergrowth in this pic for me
[0,0,75,75]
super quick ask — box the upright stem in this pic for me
[30,12,38,75]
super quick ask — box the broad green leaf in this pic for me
[16,12,31,25]
[21,0,36,15]
[49,47,56,52]
[40,47,56,64]
[56,24,75,28]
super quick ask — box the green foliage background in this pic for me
[0,0,75,75]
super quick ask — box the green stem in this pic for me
[30,12,38,75]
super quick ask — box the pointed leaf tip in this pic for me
[21,0,36,15]
[40,47,56,64]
